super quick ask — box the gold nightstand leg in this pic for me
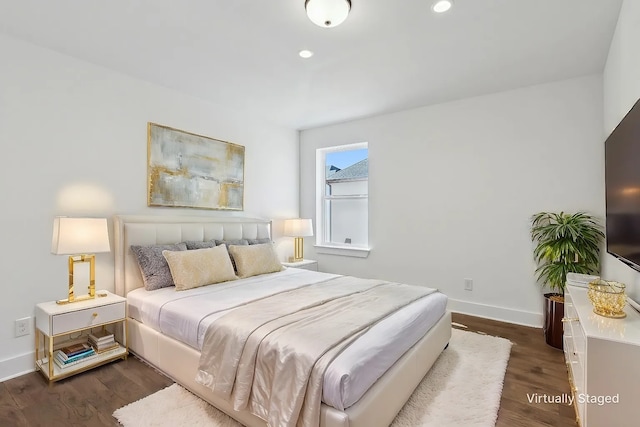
[34,330,39,368]
[124,318,129,359]
[48,335,54,380]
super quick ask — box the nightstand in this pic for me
[35,291,128,382]
[282,259,318,271]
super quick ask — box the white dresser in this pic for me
[563,285,640,426]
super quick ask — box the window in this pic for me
[316,143,369,256]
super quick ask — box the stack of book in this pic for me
[88,330,117,352]
[54,343,97,369]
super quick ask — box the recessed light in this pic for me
[299,49,314,59]
[432,0,453,13]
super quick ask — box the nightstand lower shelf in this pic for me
[36,344,128,382]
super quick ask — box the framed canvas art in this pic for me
[147,123,244,210]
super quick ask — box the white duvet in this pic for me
[127,268,448,410]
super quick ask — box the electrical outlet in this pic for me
[464,278,473,291]
[15,317,30,337]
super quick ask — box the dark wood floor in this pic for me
[0,313,577,427]
[452,313,577,427]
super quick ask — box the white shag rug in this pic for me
[113,329,511,427]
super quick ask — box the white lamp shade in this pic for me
[51,217,111,255]
[305,0,351,28]
[284,218,314,237]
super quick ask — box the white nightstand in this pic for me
[282,259,318,271]
[35,290,128,382]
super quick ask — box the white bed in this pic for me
[114,215,451,427]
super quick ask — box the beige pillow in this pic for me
[228,243,284,278]
[162,245,237,291]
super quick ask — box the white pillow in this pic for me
[163,245,237,291]
[228,243,284,278]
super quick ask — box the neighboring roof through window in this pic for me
[326,159,368,182]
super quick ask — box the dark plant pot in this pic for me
[543,293,564,350]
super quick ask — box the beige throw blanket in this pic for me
[196,276,436,427]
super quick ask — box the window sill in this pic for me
[314,245,371,258]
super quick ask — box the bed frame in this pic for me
[113,214,451,427]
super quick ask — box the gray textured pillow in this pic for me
[214,239,249,247]
[248,238,271,245]
[131,243,187,290]
[215,239,249,272]
[184,240,216,250]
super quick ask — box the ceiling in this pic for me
[0,0,623,130]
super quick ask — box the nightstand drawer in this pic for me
[52,302,125,335]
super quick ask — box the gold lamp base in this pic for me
[56,254,106,305]
[291,237,305,262]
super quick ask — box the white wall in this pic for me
[602,0,640,299]
[4,1,634,381]
[300,75,604,327]
[0,34,299,381]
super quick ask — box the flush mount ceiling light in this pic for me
[432,0,453,13]
[299,49,314,59]
[305,0,351,28]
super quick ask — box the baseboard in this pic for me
[447,298,543,328]
[0,351,35,383]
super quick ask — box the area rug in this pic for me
[113,329,511,427]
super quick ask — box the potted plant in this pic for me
[530,211,605,349]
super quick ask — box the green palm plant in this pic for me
[530,211,605,295]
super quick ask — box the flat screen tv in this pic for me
[605,98,640,272]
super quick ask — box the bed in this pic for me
[114,215,451,427]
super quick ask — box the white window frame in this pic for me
[315,142,370,258]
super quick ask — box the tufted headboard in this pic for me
[113,215,272,296]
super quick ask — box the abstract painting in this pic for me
[147,123,244,210]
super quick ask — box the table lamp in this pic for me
[51,217,111,304]
[284,218,313,262]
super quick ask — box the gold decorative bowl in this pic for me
[587,279,627,318]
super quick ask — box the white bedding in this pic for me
[127,268,448,410]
